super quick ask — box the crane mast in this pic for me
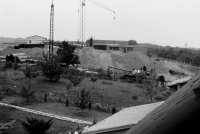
[49,1,54,61]
[79,0,86,48]
[79,0,115,48]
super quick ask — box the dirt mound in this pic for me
[77,47,168,73]
[0,46,57,60]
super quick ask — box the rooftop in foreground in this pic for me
[82,101,163,134]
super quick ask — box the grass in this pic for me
[0,106,81,134]
[1,69,149,108]
[23,102,111,122]
[0,68,155,133]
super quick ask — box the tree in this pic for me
[67,69,84,90]
[0,65,12,95]
[40,52,63,81]
[142,69,158,103]
[128,40,137,45]
[22,117,53,134]
[75,88,92,112]
[23,64,39,90]
[21,84,35,101]
[56,41,80,67]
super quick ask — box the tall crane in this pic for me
[79,0,115,47]
[49,0,54,62]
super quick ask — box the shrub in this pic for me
[75,88,92,112]
[21,84,35,101]
[154,94,165,101]
[22,117,53,134]
[40,52,62,81]
[161,90,171,97]
[94,103,102,110]
[132,95,138,101]
[5,61,12,68]
[101,81,112,85]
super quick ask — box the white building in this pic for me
[26,35,47,44]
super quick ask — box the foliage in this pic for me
[67,69,84,89]
[135,72,147,83]
[142,69,158,102]
[75,88,92,112]
[21,84,35,101]
[56,41,80,67]
[154,94,165,101]
[132,94,138,101]
[5,61,12,68]
[101,81,112,85]
[147,46,200,66]
[128,40,137,45]
[23,64,39,78]
[40,52,62,81]
[22,117,53,134]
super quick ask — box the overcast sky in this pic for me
[0,0,200,48]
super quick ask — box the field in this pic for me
[0,67,153,133]
[0,45,195,133]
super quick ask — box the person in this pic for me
[44,94,47,102]
[66,98,69,107]
[143,66,147,71]
[88,102,92,111]
[112,106,116,114]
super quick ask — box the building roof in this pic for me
[94,43,136,48]
[167,77,192,87]
[82,102,163,134]
[125,72,200,134]
[26,35,47,40]
[93,40,129,45]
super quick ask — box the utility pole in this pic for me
[49,1,54,62]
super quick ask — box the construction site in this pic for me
[0,0,200,134]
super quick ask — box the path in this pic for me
[0,102,92,125]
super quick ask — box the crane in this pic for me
[79,0,115,47]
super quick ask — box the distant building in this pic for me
[82,102,163,134]
[26,35,47,44]
[86,39,137,53]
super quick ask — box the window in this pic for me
[29,40,31,43]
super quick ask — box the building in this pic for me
[26,35,47,44]
[167,77,191,91]
[86,39,137,53]
[125,72,200,134]
[82,102,163,134]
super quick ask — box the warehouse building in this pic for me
[26,35,47,44]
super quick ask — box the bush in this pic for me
[135,72,146,83]
[161,90,171,97]
[101,81,112,85]
[40,52,63,81]
[5,61,12,68]
[154,94,165,101]
[132,95,138,101]
[94,103,102,110]
[22,117,53,134]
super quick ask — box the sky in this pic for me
[0,0,200,48]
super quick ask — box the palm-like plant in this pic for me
[22,117,53,134]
